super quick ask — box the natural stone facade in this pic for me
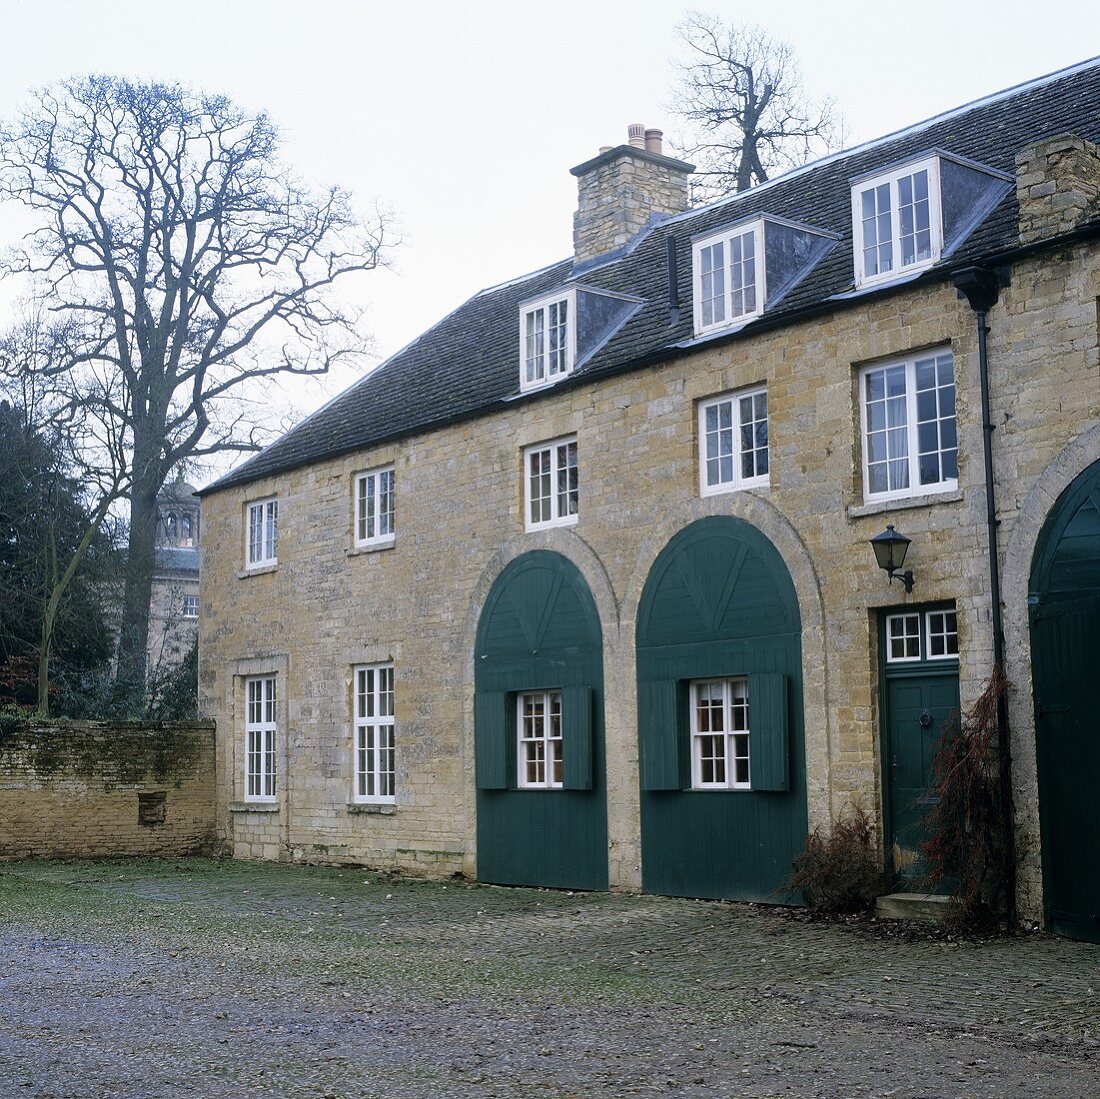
[0,720,216,859]
[1016,133,1100,244]
[200,237,1099,919]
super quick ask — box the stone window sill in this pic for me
[847,489,963,520]
[229,801,279,813]
[346,539,396,558]
[237,563,279,579]
[346,802,396,815]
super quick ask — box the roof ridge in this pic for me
[659,54,1100,229]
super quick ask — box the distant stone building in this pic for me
[148,477,200,677]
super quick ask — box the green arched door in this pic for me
[636,517,806,901]
[474,551,607,890]
[1030,459,1100,942]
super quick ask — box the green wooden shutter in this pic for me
[562,685,593,790]
[638,679,684,790]
[475,691,510,790]
[749,672,789,791]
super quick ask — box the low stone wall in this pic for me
[0,718,217,859]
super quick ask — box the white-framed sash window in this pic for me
[353,663,395,803]
[859,349,957,502]
[246,498,278,569]
[524,436,578,530]
[355,467,396,548]
[517,690,563,789]
[690,678,750,790]
[699,387,769,494]
[245,675,278,801]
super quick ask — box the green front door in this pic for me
[880,608,960,887]
[883,668,960,885]
[1030,460,1100,943]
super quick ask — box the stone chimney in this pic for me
[570,124,694,267]
[1015,133,1100,244]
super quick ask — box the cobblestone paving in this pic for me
[1,859,1098,1098]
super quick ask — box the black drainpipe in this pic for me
[951,265,1016,926]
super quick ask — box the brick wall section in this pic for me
[1016,133,1100,243]
[0,720,217,859]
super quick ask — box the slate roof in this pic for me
[204,58,1100,497]
[154,545,200,575]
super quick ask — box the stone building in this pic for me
[199,61,1100,941]
[148,477,200,676]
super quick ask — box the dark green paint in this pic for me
[474,551,607,891]
[880,660,959,887]
[749,672,790,792]
[636,517,806,902]
[1030,461,1100,944]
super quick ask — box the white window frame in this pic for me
[244,675,278,802]
[885,613,922,663]
[354,466,396,549]
[519,288,576,392]
[690,678,751,791]
[692,219,766,337]
[523,435,578,531]
[181,594,199,619]
[858,349,957,504]
[925,608,959,661]
[885,609,959,664]
[852,156,943,289]
[245,497,278,569]
[352,663,396,804]
[698,386,769,496]
[517,690,563,789]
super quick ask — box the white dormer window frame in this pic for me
[519,288,577,392]
[692,219,766,337]
[852,155,943,289]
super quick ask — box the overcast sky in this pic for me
[1,0,1098,480]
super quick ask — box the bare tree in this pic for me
[0,76,389,688]
[669,13,845,199]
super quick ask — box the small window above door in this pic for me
[885,607,958,664]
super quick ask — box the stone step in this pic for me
[875,892,960,922]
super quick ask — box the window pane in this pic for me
[701,242,725,326]
[379,469,395,536]
[728,230,756,319]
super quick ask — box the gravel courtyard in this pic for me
[1,859,1098,1098]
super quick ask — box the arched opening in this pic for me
[474,550,607,890]
[635,516,806,901]
[1029,457,1100,942]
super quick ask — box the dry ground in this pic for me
[1,858,1098,1098]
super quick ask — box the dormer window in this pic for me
[520,289,576,391]
[692,215,835,339]
[851,152,1011,289]
[693,221,763,335]
[853,156,941,286]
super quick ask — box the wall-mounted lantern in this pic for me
[870,524,914,593]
